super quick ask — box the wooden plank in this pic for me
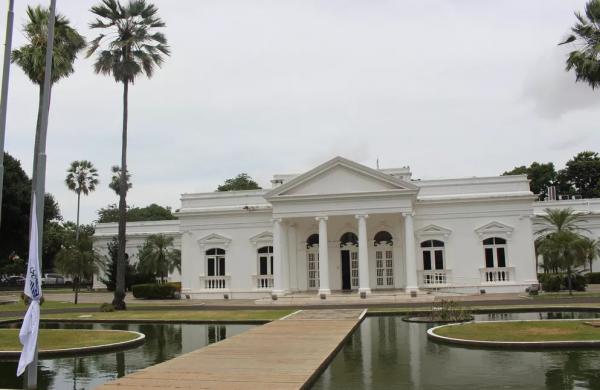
[95,309,364,390]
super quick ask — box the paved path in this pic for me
[96,309,366,390]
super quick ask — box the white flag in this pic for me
[17,194,43,377]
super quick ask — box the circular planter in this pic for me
[0,330,145,358]
[403,316,474,324]
[427,320,600,349]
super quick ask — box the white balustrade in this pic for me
[253,275,274,289]
[480,267,515,283]
[200,275,230,290]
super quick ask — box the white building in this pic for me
[92,156,600,299]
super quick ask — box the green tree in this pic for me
[137,234,181,282]
[535,208,587,237]
[560,0,600,89]
[559,152,600,199]
[109,165,131,196]
[0,153,61,266]
[87,0,170,310]
[12,6,86,196]
[217,173,262,191]
[97,203,176,223]
[503,162,557,200]
[65,161,99,241]
[538,231,586,295]
[55,235,102,304]
[99,236,138,291]
[579,237,600,273]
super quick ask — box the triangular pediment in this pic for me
[197,233,232,248]
[265,156,418,199]
[249,231,273,245]
[416,224,452,238]
[475,221,514,238]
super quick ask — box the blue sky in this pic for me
[0,0,597,224]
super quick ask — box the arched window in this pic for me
[205,248,226,276]
[257,246,273,276]
[306,234,319,289]
[483,237,507,268]
[374,231,394,287]
[339,232,358,247]
[421,240,445,271]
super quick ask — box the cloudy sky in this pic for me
[0,0,598,224]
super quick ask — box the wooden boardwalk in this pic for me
[97,309,366,390]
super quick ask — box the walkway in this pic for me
[96,309,366,390]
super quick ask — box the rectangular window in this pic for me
[259,257,268,275]
[497,248,506,268]
[485,248,494,268]
[434,250,444,270]
[423,251,432,270]
[208,258,215,276]
[218,257,226,276]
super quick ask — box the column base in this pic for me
[271,290,288,298]
[317,288,331,296]
[358,288,371,295]
[405,287,419,297]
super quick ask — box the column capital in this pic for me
[272,218,283,224]
[315,216,328,222]
[355,214,369,220]
[401,211,415,218]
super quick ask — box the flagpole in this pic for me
[24,0,56,388]
[0,0,15,228]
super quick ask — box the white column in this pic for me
[403,212,418,291]
[356,214,371,295]
[287,223,297,291]
[272,218,285,295]
[317,216,331,295]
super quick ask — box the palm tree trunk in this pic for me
[74,276,79,305]
[75,191,81,241]
[568,269,573,296]
[113,80,129,311]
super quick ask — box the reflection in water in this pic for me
[0,322,254,390]
[312,312,600,390]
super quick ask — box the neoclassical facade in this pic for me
[92,156,600,299]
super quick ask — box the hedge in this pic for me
[586,272,600,284]
[538,273,587,292]
[132,283,178,299]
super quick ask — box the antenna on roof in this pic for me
[376,158,380,170]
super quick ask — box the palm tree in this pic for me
[560,0,600,89]
[65,161,99,241]
[55,235,102,304]
[535,208,587,237]
[87,0,170,310]
[580,237,600,273]
[109,165,131,196]
[538,231,587,295]
[12,6,85,187]
[137,234,181,283]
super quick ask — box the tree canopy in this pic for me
[217,173,261,191]
[97,203,176,223]
[137,234,181,282]
[0,153,61,269]
[560,151,600,199]
[503,162,556,200]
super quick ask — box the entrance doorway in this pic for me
[341,250,351,290]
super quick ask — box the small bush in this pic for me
[586,272,600,284]
[131,283,177,299]
[539,273,562,292]
[167,282,181,292]
[99,303,115,312]
[563,274,587,292]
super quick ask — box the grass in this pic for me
[0,301,98,313]
[434,320,600,342]
[41,309,295,322]
[531,291,600,299]
[0,329,139,351]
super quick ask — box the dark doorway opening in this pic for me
[341,250,351,290]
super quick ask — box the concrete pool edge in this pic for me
[427,319,600,349]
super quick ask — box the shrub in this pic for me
[131,283,177,299]
[99,303,115,312]
[563,274,587,292]
[539,273,562,292]
[168,281,181,292]
[586,272,600,284]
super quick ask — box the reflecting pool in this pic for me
[312,312,600,390]
[0,322,254,389]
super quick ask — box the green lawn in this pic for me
[0,329,139,351]
[42,309,294,322]
[0,301,98,313]
[434,320,600,342]
[531,291,600,299]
